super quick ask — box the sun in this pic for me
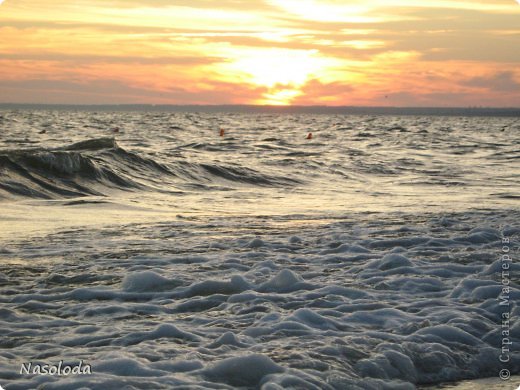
[232,49,321,88]
[259,89,303,106]
[222,48,331,105]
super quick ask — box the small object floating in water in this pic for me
[112,127,120,133]
[219,128,225,137]
[38,129,46,134]
[306,132,313,140]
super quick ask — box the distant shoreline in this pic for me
[1,103,519,117]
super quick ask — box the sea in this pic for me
[0,109,518,389]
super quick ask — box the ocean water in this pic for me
[0,110,519,389]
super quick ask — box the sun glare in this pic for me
[231,49,323,87]
[259,89,303,105]
[221,48,332,105]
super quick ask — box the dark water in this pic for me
[1,111,518,211]
[0,110,518,390]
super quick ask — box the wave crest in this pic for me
[0,138,302,200]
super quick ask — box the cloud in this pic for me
[0,77,268,105]
[0,0,519,105]
[463,71,520,92]
[291,79,354,105]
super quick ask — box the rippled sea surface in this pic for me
[0,110,519,389]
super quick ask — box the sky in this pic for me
[0,0,519,106]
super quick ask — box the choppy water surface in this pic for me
[0,110,519,389]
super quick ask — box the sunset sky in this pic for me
[0,0,519,106]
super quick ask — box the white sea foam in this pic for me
[0,208,517,389]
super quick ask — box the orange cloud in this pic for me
[0,0,519,106]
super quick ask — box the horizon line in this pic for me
[1,103,519,117]
[1,103,520,108]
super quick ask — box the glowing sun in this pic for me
[223,48,331,105]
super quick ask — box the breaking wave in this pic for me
[0,137,302,199]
